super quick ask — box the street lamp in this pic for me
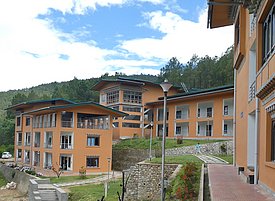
[160,79,172,201]
[149,121,153,161]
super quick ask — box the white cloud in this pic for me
[0,0,233,92]
[120,9,233,63]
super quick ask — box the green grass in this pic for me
[69,180,121,201]
[0,172,7,187]
[43,175,99,184]
[148,154,203,165]
[113,138,223,150]
[214,154,233,164]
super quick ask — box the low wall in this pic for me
[124,162,179,201]
[0,164,37,194]
[112,149,160,171]
[166,140,233,156]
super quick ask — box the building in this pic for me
[93,77,234,139]
[146,85,234,139]
[9,98,126,175]
[208,0,275,195]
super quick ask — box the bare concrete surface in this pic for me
[0,189,27,201]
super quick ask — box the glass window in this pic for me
[87,135,100,146]
[26,117,30,126]
[271,120,275,161]
[207,108,213,117]
[107,91,119,104]
[16,116,21,127]
[224,105,229,115]
[123,90,142,104]
[122,106,141,112]
[122,123,140,128]
[224,124,228,134]
[197,108,200,117]
[263,3,275,63]
[86,156,99,168]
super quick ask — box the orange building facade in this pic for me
[208,0,275,194]
[10,98,126,175]
[94,77,234,139]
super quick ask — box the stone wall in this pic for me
[124,162,179,201]
[165,140,233,156]
[112,149,159,171]
[0,164,37,194]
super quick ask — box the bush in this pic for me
[177,138,183,144]
[220,143,227,154]
[25,170,36,175]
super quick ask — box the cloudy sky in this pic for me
[0,0,233,92]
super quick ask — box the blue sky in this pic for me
[0,0,233,92]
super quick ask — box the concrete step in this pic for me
[38,189,57,200]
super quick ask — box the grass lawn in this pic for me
[69,180,121,201]
[0,172,7,187]
[42,174,99,184]
[113,138,223,150]
[214,154,233,164]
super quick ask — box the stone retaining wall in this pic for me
[112,149,160,171]
[166,140,233,156]
[0,164,37,194]
[124,162,179,201]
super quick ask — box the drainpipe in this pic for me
[254,97,259,184]
[233,68,237,166]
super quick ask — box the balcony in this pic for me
[60,143,73,150]
[77,113,109,130]
[197,102,214,119]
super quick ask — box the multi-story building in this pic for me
[93,77,234,139]
[208,0,275,194]
[146,85,234,138]
[9,98,126,174]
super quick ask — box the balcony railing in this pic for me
[249,81,256,102]
[24,158,30,164]
[33,161,40,167]
[44,163,52,169]
[61,121,73,128]
[60,143,73,149]
[77,122,109,129]
[17,141,22,146]
[44,143,52,149]
[34,142,40,148]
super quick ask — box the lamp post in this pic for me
[149,121,153,161]
[160,79,172,201]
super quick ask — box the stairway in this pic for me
[195,155,228,164]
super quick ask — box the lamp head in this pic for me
[160,79,172,93]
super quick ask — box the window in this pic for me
[271,120,275,161]
[207,108,213,117]
[122,106,141,112]
[17,132,22,146]
[263,3,275,63]
[197,108,200,118]
[86,156,99,168]
[16,116,21,127]
[60,134,73,149]
[34,132,40,147]
[176,126,181,135]
[224,105,229,115]
[113,122,119,127]
[176,111,182,119]
[123,90,142,104]
[100,94,106,103]
[197,125,200,135]
[87,135,100,146]
[26,117,31,126]
[107,91,119,104]
[25,132,31,146]
[206,125,212,136]
[224,124,228,134]
[111,106,119,111]
[124,115,141,121]
[122,123,140,128]
[157,108,169,121]
[17,149,22,159]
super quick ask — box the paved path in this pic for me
[208,164,275,201]
[54,171,122,187]
[195,154,228,164]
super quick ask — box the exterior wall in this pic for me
[150,91,234,139]
[233,0,275,192]
[14,104,115,175]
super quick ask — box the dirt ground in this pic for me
[0,189,27,201]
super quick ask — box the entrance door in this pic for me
[206,125,212,136]
[60,156,72,170]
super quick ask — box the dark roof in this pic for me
[22,101,127,117]
[146,84,234,105]
[92,76,182,91]
[7,98,75,110]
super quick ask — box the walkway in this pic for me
[195,154,227,164]
[208,164,275,201]
[54,171,122,187]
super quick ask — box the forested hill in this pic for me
[0,46,233,145]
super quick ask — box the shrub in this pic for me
[177,138,183,144]
[220,143,227,154]
[170,162,200,201]
[79,166,86,179]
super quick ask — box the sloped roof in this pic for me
[146,84,234,105]
[22,101,127,117]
